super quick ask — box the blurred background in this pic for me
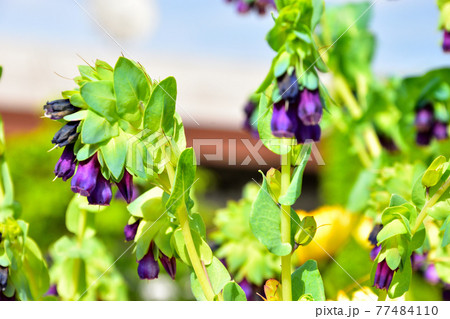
[0,0,448,300]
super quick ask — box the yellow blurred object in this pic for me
[295,206,356,264]
[353,216,376,249]
[333,287,404,301]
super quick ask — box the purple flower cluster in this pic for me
[271,72,323,144]
[225,0,276,15]
[124,221,177,280]
[45,99,134,206]
[415,103,448,146]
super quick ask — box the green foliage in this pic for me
[222,281,247,301]
[190,257,231,301]
[211,183,280,285]
[250,172,292,256]
[291,260,325,301]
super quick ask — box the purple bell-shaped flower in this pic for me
[87,174,112,206]
[71,154,100,197]
[116,170,134,204]
[124,220,140,242]
[271,101,297,138]
[159,252,177,280]
[443,30,450,52]
[298,89,323,126]
[373,260,396,291]
[54,143,77,181]
[137,245,160,280]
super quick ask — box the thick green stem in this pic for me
[72,208,87,300]
[377,290,387,301]
[412,176,450,235]
[334,76,382,159]
[280,149,292,301]
[178,205,215,301]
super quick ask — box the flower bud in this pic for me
[433,121,448,140]
[159,252,176,280]
[71,154,100,196]
[87,174,112,206]
[116,170,134,204]
[368,224,383,246]
[43,99,79,120]
[137,246,160,280]
[54,144,76,181]
[51,121,80,147]
[277,72,299,104]
[124,220,140,242]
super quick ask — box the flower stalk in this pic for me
[412,175,450,235]
[280,144,292,301]
[177,204,215,301]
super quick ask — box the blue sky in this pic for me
[0,0,447,76]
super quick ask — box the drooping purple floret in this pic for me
[87,174,112,206]
[424,264,440,285]
[443,30,450,53]
[271,101,297,138]
[236,0,251,13]
[71,154,100,197]
[411,252,427,271]
[295,122,321,144]
[159,252,177,280]
[370,245,381,261]
[124,220,140,242]
[43,99,79,120]
[416,131,433,146]
[298,89,323,126]
[239,278,254,300]
[373,260,396,291]
[368,224,383,246]
[137,246,160,280]
[415,106,434,132]
[45,284,59,297]
[116,170,134,204]
[54,143,76,181]
[433,121,448,140]
[0,267,8,292]
[51,121,80,147]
